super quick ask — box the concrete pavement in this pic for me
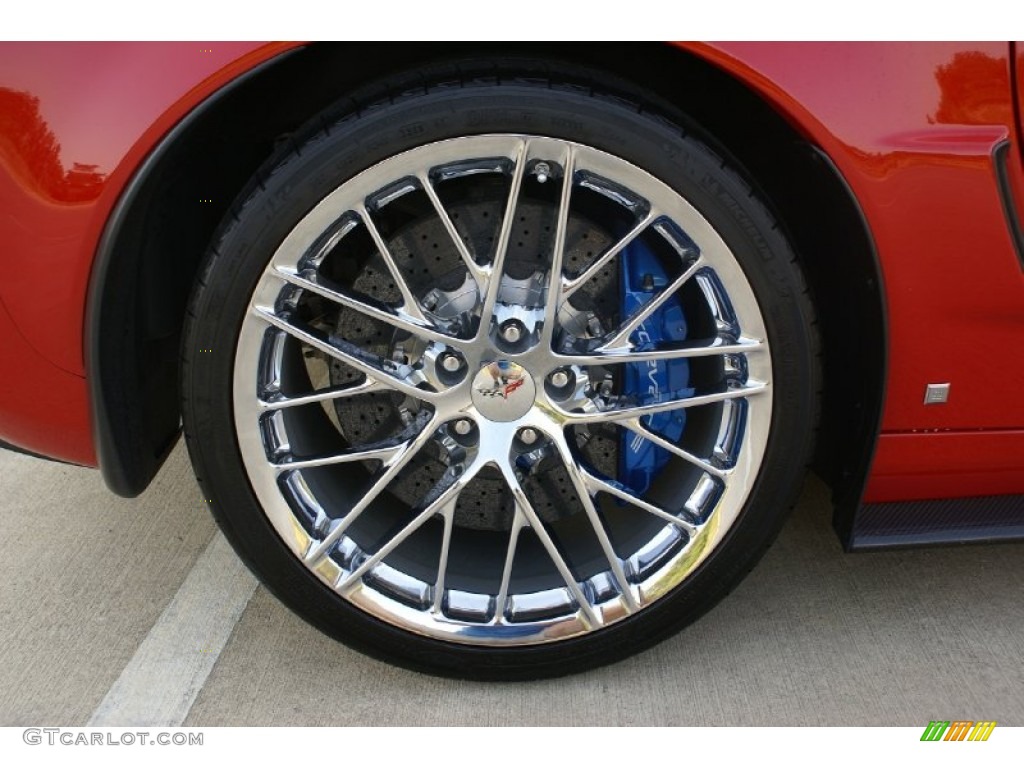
[1,443,1021,726]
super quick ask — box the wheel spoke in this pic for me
[431,507,455,614]
[581,470,698,536]
[499,462,601,628]
[539,146,575,349]
[561,210,656,300]
[549,433,639,613]
[493,507,526,622]
[273,440,408,473]
[355,204,429,324]
[417,171,488,294]
[600,256,705,351]
[561,381,769,424]
[274,266,463,346]
[337,461,478,593]
[258,378,385,411]
[620,418,728,479]
[477,140,528,331]
[552,336,763,367]
[304,415,440,564]
[253,306,439,403]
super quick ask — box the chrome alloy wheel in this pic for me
[233,135,772,646]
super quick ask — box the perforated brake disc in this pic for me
[328,191,623,531]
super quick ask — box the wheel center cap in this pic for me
[471,361,536,422]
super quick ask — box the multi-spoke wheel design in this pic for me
[183,73,816,677]
[234,135,771,644]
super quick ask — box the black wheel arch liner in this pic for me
[805,148,888,548]
[85,43,888,549]
[86,49,301,497]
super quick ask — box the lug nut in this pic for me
[534,162,550,184]
[518,427,539,445]
[440,352,462,372]
[500,320,523,344]
[549,370,571,388]
[453,419,472,436]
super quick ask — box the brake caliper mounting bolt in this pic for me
[440,352,462,372]
[518,427,539,445]
[500,320,523,344]
[453,419,472,436]
[534,162,551,184]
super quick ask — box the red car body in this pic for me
[1,42,1022,549]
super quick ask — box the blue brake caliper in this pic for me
[618,237,693,495]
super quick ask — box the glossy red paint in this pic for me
[683,42,1024,500]
[0,297,94,465]
[1,42,1022,502]
[1016,42,1024,152]
[866,430,1024,501]
[0,41,298,463]
[0,42,299,376]
[1011,42,1024,220]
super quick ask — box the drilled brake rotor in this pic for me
[329,188,620,530]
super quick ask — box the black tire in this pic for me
[181,62,819,680]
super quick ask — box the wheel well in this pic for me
[90,42,885,533]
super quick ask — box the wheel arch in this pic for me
[88,43,445,497]
[645,44,888,545]
[89,41,886,542]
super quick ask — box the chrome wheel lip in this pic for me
[233,134,772,647]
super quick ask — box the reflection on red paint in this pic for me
[0,87,105,203]
[930,51,1013,126]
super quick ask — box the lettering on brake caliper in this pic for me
[619,237,694,495]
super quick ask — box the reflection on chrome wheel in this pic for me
[183,71,816,678]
